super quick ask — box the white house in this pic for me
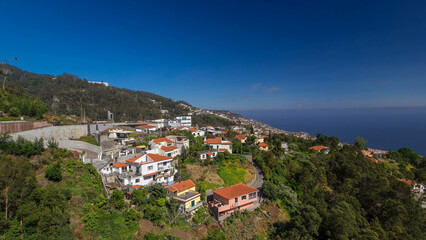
[112,153,176,186]
[203,137,233,153]
[166,135,190,152]
[135,125,157,133]
[199,150,218,161]
[187,128,205,137]
[151,119,169,128]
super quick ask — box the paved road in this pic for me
[245,154,264,189]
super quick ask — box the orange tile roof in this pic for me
[176,126,186,130]
[258,142,269,147]
[132,185,142,189]
[166,180,195,193]
[235,130,242,134]
[147,153,172,162]
[214,184,258,200]
[187,128,198,133]
[161,145,178,152]
[218,148,229,151]
[143,172,158,177]
[204,137,222,144]
[112,162,129,168]
[125,156,140,163]
[309,145,329,151]
[204,137,232,145]
[152,138,173,144]
[207,152,214,156]
[136,125,156,129]
[235,134,248,140]
[398,178,413,186]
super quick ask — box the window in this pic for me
[249,192,257,200]
[191,200,195,207]
[148,166,153,171]
[135,179,140,183]
[242,195,247,200]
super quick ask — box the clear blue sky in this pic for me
[1,0,425,110]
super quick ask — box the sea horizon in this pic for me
[234,106,426,156]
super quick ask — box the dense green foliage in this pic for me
[192,114,234,127]
[0,134,44,156]
[255,133,426,240]
[1,65,190,121]
[0,88,48,119]
[77,135,100,146]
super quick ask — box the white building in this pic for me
[151,119,169,128]
[135,125,157,133]
[103,154,176,187]
[169,116,192,128]
[187,128,205,137]
[203,137,233,153]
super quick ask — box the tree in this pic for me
[110,190,125,210]
[132,188,147,206]
[45,163,62,182]
[203,229,227,240]
[354,136,368,150]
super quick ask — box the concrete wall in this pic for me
[57,140,101,154]
[88,123,114,134]
[10,125,88,141]
[0,121,52,134]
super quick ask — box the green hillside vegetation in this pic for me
[191,114,234,127]
[255,133,426,240]
[1,65,190,121]
[0,88,48,119]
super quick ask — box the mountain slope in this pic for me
[0,64,190,121]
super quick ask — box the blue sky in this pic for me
[1,0,425,110]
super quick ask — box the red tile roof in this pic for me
[143,172,158,177]
[187,128,199,133]
[132,185,142,189]
[147,153,172,162]
[207,152,214,156]
[203,137,232,145]
[136,125,156,129]
[125,156,140,164]
[176,126,187,130]
[161,145,178,152]
[258,142,269,147]
[152,138,173,144]
[235,130,242,134]
[112,162,129,168]
[218,148,229,151]
[309,145,329,151]
[166,180,195,193]
[214,184,258,200]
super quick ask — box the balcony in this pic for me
[185,201,203,213]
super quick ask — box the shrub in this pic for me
[45,163,62,182]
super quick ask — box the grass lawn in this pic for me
[217,161,247,186]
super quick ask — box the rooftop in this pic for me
[167,179,196,193]
[214,184,258,200]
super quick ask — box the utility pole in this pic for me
[1,57,18,89]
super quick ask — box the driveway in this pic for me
[244,154,264,189]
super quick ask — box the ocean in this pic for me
[235,107,426,156]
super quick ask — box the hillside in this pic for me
[0,64,191,122]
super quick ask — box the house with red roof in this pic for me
[209,184,259,220]
[199,150,218,161]
[203,137,233,153]
[100,153,176,187]
[135,125,157,133]
[166,180,202,213]
[258,142,269,151]
[309,145,330,154]
[235,134,248,143]
[187,128,205,137]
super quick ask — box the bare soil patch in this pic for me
[264,203,289,224]
[186,164,224,185]
[244,162,255,183]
